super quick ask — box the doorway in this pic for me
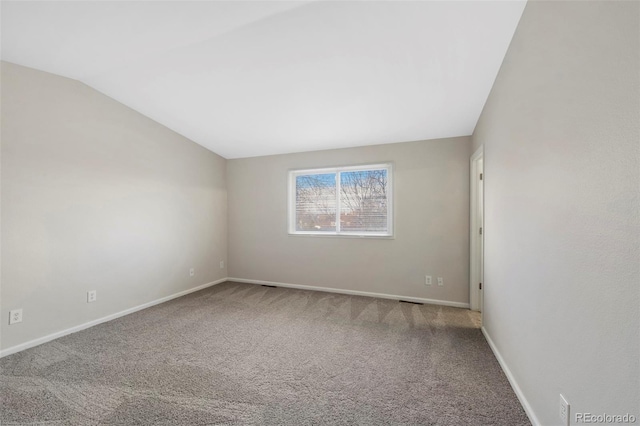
[470,146,484,315]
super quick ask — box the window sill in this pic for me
[288,232,395,240]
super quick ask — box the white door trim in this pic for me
[470,145,484,312]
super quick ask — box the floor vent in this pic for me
[399,300,424,305]
[261,285,277,288]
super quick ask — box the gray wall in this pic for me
[473,1,639,424]
[1,62,228,351]
[227,137,472,305]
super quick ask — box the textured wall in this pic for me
[227,137,472,305]
[1,62,228,351]
[472,1,639,424]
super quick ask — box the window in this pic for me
[288,163,393,237]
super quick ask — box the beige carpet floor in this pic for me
[0,281,530,425]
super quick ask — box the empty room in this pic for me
[0,1,638,425]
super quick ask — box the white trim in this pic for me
[228,277,470,309]
[335,166,342,233]
[481,326,540,426]
[290,163,392,176]
[0,278,227,358]
[470,145,484,312]
[1,276,470,358]
[287,231,394,239]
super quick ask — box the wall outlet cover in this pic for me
[559,394,570,426]
[9,309,23,325]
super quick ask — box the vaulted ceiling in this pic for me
[1,1,526,158]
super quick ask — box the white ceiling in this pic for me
[1,1,526,159]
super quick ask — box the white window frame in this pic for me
[288,163,393,238]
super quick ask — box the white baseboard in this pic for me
[0,278,227,358]
[1,277,469,358]
[481,326,540,426]
[228,277,470,309]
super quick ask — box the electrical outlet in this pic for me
[437,277,444,286]
[9,309,23,325]
[220,260,225,269]
[87,290,97,303]
[189,268,195,277]
[559,394,570,426]
[425,275,432,285]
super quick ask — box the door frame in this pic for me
[470,145,484,313]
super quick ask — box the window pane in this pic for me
[340,169,388,232]
[295,173,337,232]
